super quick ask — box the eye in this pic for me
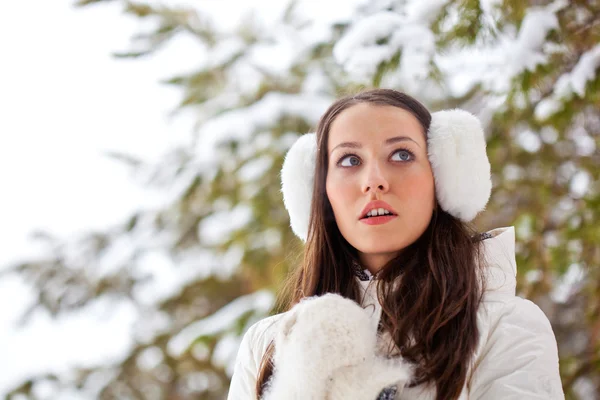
[391,149,414,162]
[338,154,361,167]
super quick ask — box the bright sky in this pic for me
[0,0,201,393]
[0,0,199,269]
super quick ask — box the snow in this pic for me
[0,293,138,395]
[570,125,597,157]
[216,245,246,279]
[206,38,246,69]
[507,2,563,74]
[525,269,543,284]
[557,44,600,97]
[515,214,534,241]
[333,0,569,97]
[198,205,254,246]
[573,377,597,400]
[503,164,523,182]
[405,0,451,24]
[516,129,543,153]
[334,7,439,92]
[95,235,138,277]
[302,68,334,95]
[133,310,172,345]
[132,250,209,306]
[439,0,569,97]
[574,134,596,156]
[294,0,370,26]
[249,228,282,252]
[238,156,274,182]
[534,98,563,121]
[549,196,576,227]
[333,12,407,79]
[543,231,560,248]
[136,346,165,371]
[185,0,293,34]
[540,126,559,144]
[248,29,301,76]
[394,25,436,87]
[167,290,274,357]
[0,274,37,330]
[535,44,600,120]
[212,333,242,376]
[479,0,503,23]
[569,170,591,199]
[551,263,586,303]
[197,92,331,164]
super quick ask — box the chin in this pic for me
[354,242,404,256]
[352,236,413,255]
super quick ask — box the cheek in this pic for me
[326,176,341,211]
[400,169,436,209]
[326,173,355,214]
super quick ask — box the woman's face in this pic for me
[326,103,435,273]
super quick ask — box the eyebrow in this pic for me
[330,135,421,154]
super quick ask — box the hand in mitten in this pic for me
[326,356,412,400]
[262,293,379,400]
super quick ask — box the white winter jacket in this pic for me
[227,227,564,399]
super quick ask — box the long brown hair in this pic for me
[257,89,486,400]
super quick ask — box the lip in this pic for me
[360,214,397,225]
[359,200,397,220]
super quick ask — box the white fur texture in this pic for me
[280,133,317,242]
[262,294,412,400]
[427,110,492,222]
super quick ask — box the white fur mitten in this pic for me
[327,357,411,400]
[262,293,412,400]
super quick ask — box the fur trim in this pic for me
[280,109,491,241]
[262,294,412,400]
[327,359,411,400]
[427,110,491,222]
[280,133,316,242]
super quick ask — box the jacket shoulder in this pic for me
[227,313,286,400]
[239,312,287,374]
[246,312,286,359]
[470,295,563,398]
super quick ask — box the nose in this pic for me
[361,161,389,194]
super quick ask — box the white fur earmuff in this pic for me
[280,109,492,242]
[427,109,492,222]
[280,133,317,241]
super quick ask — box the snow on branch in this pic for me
[167,290,274,357]
[535,44,600,120]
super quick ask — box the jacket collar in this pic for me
[479,226,517,296]
[354,226,517,298]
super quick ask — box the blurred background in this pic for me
[0,0,598,399]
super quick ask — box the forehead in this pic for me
[328,103,426,149]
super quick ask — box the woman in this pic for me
[227,89,564,399]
